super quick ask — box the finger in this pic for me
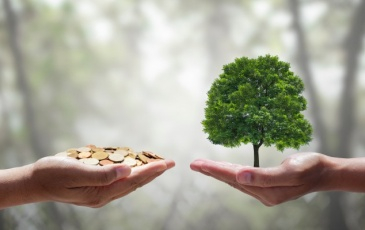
[81,159,173,187]
[131,159,171,174]
[164,159,176,170]
[69,163,132,187]
[85,170,166,208]
[191,159,242,172]
[190,160,271,204]
[240,184,309,206]
[97,160,172,199]
[236,166,300,188]
[190,159,206,171]
[191,159,244,184]
[71,161,171,207]
[122,160,170,186]
[194,160,241,184]
[191,160,266,202]
[111,170,166,200]
[226,181,266,203]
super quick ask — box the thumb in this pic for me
[236,166,289,187]
[77,164,132,186]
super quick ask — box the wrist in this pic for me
[317,155,364,192]
[316,155,341,191]
[0,163,39,209]
[25,163,48,204]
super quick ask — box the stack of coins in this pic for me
[55,145,164,167]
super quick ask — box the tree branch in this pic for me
[2,0,46,158]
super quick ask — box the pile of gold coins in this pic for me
[55,145,164,167]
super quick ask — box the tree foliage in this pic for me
[202,55,313,164]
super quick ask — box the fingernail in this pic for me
[116,166,131,178]
[237,172,252,184]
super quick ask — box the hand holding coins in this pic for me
[17,146,175,208]
[55,145,165,167]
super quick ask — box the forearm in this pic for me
[320,155,365,192]
[0,164,40,209]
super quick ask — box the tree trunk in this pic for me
[289,0,342,228]
[0,57,14,156]
[253,144,260,167]
[289,0,365,229]
[2,1,66,229]
[337,0,365,159]
[2,0,46,159]
[288,0,328,153]
[328,1,365,230]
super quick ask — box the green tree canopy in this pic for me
[202,55,312,166]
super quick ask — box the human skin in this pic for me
[190,152,365,206]
[0,156,175,209]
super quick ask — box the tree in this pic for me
[202,55,312,167]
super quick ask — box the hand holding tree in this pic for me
[191,152,365,206]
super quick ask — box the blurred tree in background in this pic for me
[0,0,364,229]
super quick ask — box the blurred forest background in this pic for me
[0,0,365,229]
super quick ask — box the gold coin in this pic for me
[127,153,136,159]
[67,151,78,158]
[82,158,99,165]
[114,149,129,156]
[123,157,137,167]
[153,153,163,159]
[100,159,114,166]
[67,149,78,154]
[118,147,132,151]
[77,147,91,152]
[137,153,149,164]
[146,158,159,163]
[142,151,163,159]
[78,151,92,159]
[92,151,109,160]
[78,158,87,163]
[142,151,153,158]
[104,147,117,151]
[108,153,124,162]
[86,144,96,149]
[92,147,105,152]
